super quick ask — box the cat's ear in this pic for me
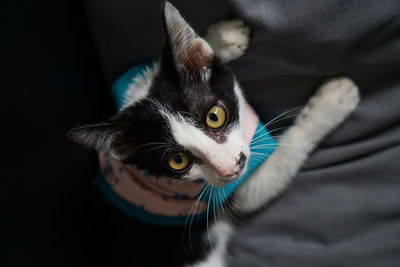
[162,1,214,74]
[68,121,127,160]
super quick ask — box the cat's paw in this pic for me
[315,77,360,113]
[299,77,360,124]
[205,19,250,63]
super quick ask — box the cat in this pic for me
[69,1,360,266]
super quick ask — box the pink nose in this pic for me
[214,167,239,178]
[198,151,246,178]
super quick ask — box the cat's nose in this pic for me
[199,150,247,178]
[218,168,239,178]
[215,152,247,178]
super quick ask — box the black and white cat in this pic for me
[70,2,360,266]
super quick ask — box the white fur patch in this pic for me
[185,220,233,267]
[188,77,360,267]
[122,62,159,109]
[234,77,360,213]
[204,19,250,63]
[156,102,248,186]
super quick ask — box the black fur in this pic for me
[84,186,210,267]
[68,3,242,266]
[69,6,240,178]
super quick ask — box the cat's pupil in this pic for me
[174,153,183,164]
[209,113,218,122]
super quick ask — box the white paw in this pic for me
[316,77,360,112]
[299,77,360,123]
[205,19,250,62]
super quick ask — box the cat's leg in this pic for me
[185,219,234,267]
[235,77,360,213]
[204,19,250,63]
[187,78,360,267]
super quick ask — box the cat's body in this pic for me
[70,2,360,266]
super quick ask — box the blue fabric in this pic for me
[98,63,277,226]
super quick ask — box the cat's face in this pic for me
[69,2,249,186]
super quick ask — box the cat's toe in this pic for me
[296,77,360,128]
[205,19,250,62]
[316,77,360,113]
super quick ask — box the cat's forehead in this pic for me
[148,61,239,118]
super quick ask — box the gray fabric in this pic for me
[84,0,400,266]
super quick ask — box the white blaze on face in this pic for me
[156,79,251,186]
[159,107,249,185]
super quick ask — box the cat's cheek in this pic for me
[182,164,201,181]
[184,164,216,185]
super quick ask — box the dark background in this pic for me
[2,1,112,266]
[2,0,400,266]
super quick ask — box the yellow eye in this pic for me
[206,105,226,129]
[167,152,191,171]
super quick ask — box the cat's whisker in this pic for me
[218,192,225,218]
[217,188,239,226]
[251,134,318,148]
[250,152,274,159]
[253,106,304,135]
[225,191,244,211]
[264,106,303,125]
[190,198,204,247]
[227,207,246,226]
[250,126,289,145]
[227,204,246,226]
[220,191,231,220]
[251,152,269,158]
[250,152,267,158]
[160,149,170,169]
[251,126,287,144]
[141,145,171,154]
[138,145,171,165]
[221,188,247,226]
[184,190,201,231]
[251,144,277,149]
[186,197,200,254]
[250,134,279,144]
[206,186,214,250]
[250,131,286,145]
[212,189,219,241]
[264,113,301,129]
[249,155,268,164]
[184,186,206,229]
[251,142,317,150]
[249,153,274,163]
[250,126,291,145]
[249,153,289,169]
[185,184,209,255]
[251,135,318,149]
[135,142,168,150]
[251,133,295,146]
[267,126,291,135]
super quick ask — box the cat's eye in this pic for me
[166,151,191,172]
[206,105,226,129]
